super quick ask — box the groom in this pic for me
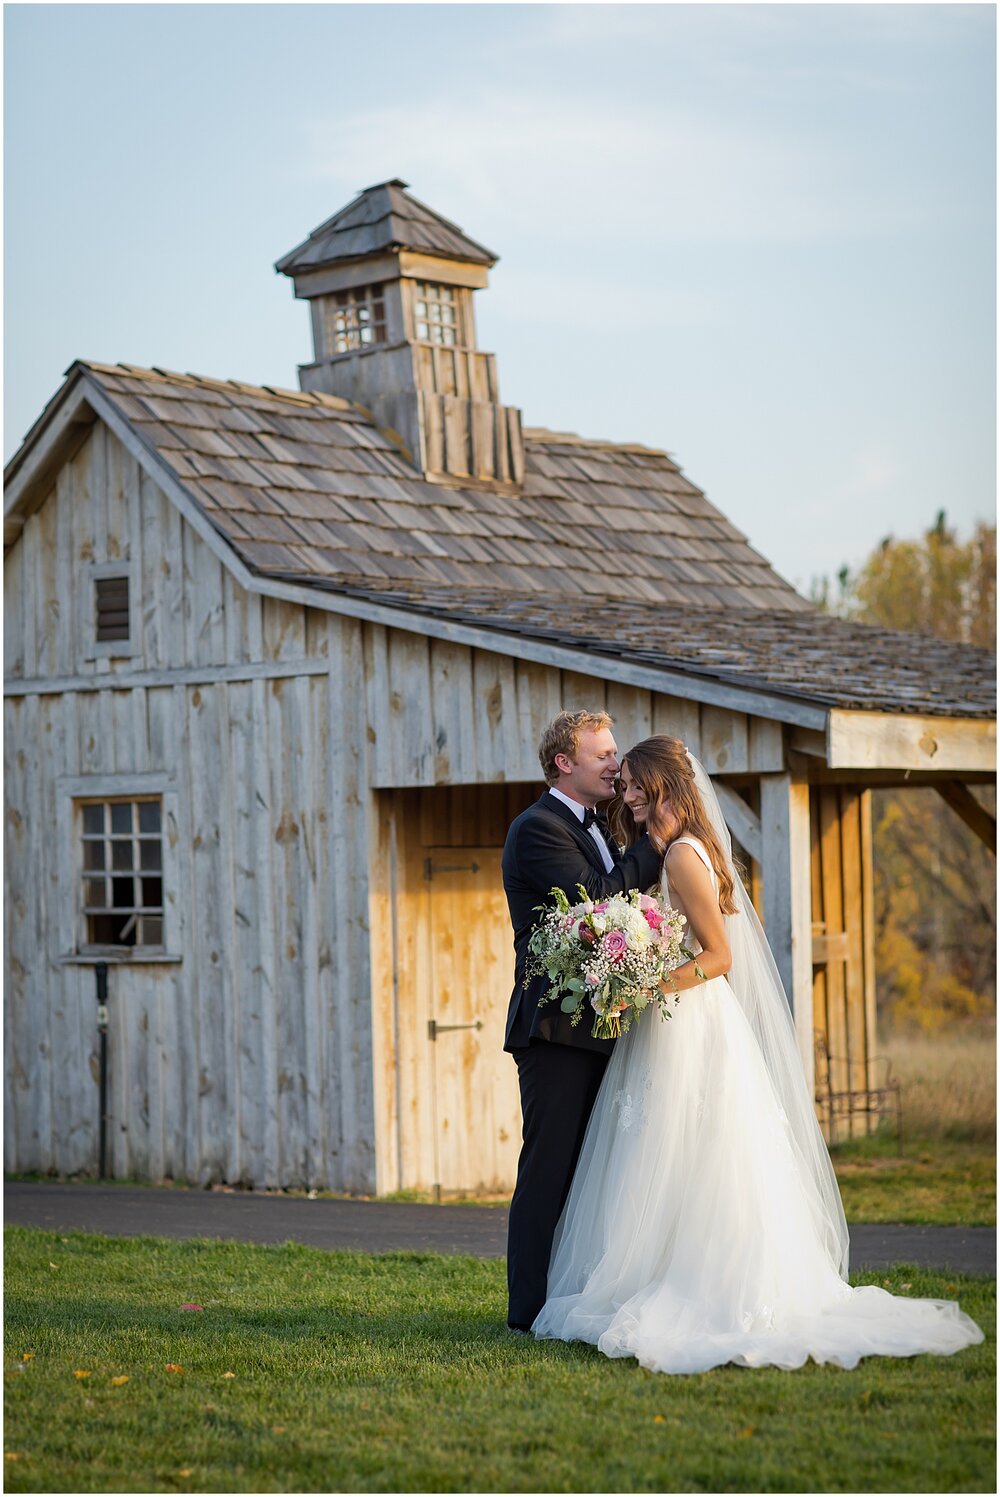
[501,709,662,1332]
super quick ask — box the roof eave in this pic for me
[276,240,497,278]
[4,363,99,541]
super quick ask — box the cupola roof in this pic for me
[275,179,497,276]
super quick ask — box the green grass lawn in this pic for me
[830,1135,996,1227]
[4,1228,994,1494]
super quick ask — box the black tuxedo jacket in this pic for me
[501,792,663,1054]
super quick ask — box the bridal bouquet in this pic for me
[527,885,697,1040]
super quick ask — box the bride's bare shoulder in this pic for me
[664,836,707,862]
[663,839,712,885]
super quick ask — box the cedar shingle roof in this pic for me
[275,179,497,275]
[289,578,999,719]
[80,362,808,611]
[7,361,994,718]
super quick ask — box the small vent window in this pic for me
[414,283,459,346]
[326,284,387,353]
[80,799,163,949]
[95,575,130,643]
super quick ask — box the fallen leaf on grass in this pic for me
[178,1469,193,1478]
[110,1376,129,1387]
[21,1353,34,1362]
[179,1304,204,1312]
[945,1283,957,1293]
[49,1262,58,1270]
[5,1452,23,1462]
[221,1371,236,1379]
[900,1283,912,1291]
[271,1426,286,1435]
[735,1427,754,1439]
[165,1364,184,1374]
[73,1370,92,1379]
[652,1415,665,1424]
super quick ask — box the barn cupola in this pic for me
[276,179,524,488]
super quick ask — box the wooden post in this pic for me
[760,771,814,1096]
[327,613,377,1193]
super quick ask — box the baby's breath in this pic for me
[527,884,695,1039]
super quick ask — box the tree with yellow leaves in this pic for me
[815,513,996,1030]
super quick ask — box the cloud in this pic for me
[301,87,928,251]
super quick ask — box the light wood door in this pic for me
[425,847,522,1194]
[810,787,877,1140]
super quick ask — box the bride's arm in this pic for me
[657,844,732,994]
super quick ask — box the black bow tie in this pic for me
[583,807,609,832]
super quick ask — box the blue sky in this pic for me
[4,3,995,592]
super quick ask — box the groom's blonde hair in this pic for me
[538,710,614,785]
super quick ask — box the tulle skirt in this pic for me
[532,976,984,1374]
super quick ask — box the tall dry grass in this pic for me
[881,1022,996,1143]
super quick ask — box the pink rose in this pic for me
[643,908,665,931]
[601,930,629,963]
[592,902,609,914]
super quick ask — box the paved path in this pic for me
[5,1183,995,1275]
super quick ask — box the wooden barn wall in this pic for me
[361,625,785,786]
[5,417,789,1193]
[4,423,374,1190]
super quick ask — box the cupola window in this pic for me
[325,284,387,353]
[413,283,459,346]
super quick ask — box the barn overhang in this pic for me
[825,709,994,773]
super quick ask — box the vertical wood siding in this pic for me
[3,425,366,1188]
[363,626,785,786]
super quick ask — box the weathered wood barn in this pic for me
[5,180,995,1192]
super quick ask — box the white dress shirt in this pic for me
[548,786,616,873]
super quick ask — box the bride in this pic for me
[532,735,983,1374]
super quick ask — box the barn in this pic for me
[4,180,995,1195]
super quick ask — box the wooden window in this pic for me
[326,284,387,353]
[95,574,130,643]
[413,282,459,346]
[79,798,163,949]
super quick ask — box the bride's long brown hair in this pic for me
[609,735,741,915]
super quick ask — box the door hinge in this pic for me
[424,858,480,881]
[428,1019,484,1041]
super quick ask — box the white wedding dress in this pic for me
[532,833,984,1374]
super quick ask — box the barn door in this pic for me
[425,847,522,1195]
